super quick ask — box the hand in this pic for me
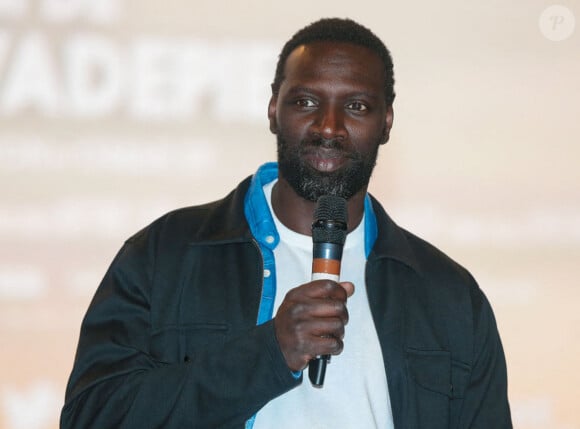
[273,280,355,372]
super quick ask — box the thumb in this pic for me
[339,281,355,298]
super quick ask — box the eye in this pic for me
[295,98,317,108]
[346,101,368,112]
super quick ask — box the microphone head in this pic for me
[314,195,348,224]
[312,195,348,245]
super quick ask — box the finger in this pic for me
[311,335,345,357]
[309,317,346,340]
[297,299,349,323]
[296,280,349,300]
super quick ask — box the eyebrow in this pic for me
[284,85,381,101]
[284,86,316,96]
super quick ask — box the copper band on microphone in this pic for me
[312,258,341,276]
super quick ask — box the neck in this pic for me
[271,177,366,236]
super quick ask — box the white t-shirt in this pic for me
[253,181,394,429]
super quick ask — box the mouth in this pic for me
[301,146,351,172]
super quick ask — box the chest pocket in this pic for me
[406,348,471,429]
[150,323,229,364]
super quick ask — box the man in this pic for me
[61,18,512,428]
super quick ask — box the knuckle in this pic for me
[320,279,338,293]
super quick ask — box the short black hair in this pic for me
[271,18,395,106]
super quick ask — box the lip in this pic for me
[302,146,349,172]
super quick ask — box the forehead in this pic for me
[281,41,385,95]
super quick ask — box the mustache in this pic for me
[302,136,344,150]
[300,137,363,162]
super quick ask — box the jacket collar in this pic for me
[188,176,254,244]
[367,195,422,275]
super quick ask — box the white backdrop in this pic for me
[1,1,579,428]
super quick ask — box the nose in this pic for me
[311,104,347,140]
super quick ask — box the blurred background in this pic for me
[1,1,579,428]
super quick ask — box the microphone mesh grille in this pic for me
[312,196,348,245]
[314,196,348,224]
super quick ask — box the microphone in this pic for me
[309,195,348,387]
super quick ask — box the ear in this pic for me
[380,105,394,145]
[268,94,278,135]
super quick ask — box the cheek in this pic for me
[277,113,310,140]
[347,120,386,150]
[277,124,301,143]
[347,120,381,141]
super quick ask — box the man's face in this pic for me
[268,41,393,201]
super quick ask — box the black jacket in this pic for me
[61,176,511,428]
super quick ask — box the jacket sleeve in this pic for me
[60,235,300,429]
[456,289,512,429]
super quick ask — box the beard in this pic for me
[277,134,380,202]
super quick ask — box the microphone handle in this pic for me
[309,241,343,387]
[309,354,330,387]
